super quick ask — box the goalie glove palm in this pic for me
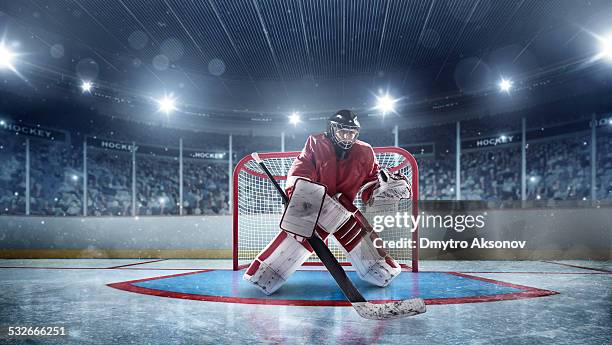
[369,169,411,204]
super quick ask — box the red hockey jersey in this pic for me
[287,133,379,203]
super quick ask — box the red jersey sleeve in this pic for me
[286,135,318,196]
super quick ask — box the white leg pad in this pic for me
[334,232,401,287]
[243,231,312,295]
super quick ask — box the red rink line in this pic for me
[110,269,213,283]
[107,259,167,269]
[426,270,609,275]
[426,272,559,305]
[0,266,110,270]
[0,266,608,274]
[0,266,201,271]
[116,268,607,274]
[106,270,559,306]
[541,261,612,273]
[243,262,412,269]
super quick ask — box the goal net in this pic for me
[232,147,419,271]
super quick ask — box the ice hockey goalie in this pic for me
[244,109,409,295]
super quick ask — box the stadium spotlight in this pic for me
[376,94,396,114]
[0,44,15,70]
[81,80,93,93]
[599,35,612,60]
[498,78,513,93]
[289,112,300,125]
[157,95,176,114]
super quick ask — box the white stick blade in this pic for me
[353,298,426,320]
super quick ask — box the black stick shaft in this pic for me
[256,159,289,204]
[254,156,366,303]
[307,234,367,302]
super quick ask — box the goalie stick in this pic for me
[250,152,426,320]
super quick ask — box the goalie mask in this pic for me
[326,109,361,152]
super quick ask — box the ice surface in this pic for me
[0,259,609,344]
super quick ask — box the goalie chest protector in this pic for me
[288,133,379,202]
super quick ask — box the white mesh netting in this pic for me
[233,148,418,271]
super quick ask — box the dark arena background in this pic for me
[0,1,611,344]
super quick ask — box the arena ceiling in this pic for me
[0,0,611,131]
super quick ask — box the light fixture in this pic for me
[157,95,176,114]
[0,44,15,70]
[81,80,93,93]
[376,94,396,113]
[289,112,300,125]
[498,78,513,93]
[600,35,612,59]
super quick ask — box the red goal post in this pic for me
[232,147,419,272]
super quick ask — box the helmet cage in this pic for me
[329,121,360,150]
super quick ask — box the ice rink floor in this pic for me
[0,259,610,344]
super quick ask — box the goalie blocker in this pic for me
[244,178,401,295]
